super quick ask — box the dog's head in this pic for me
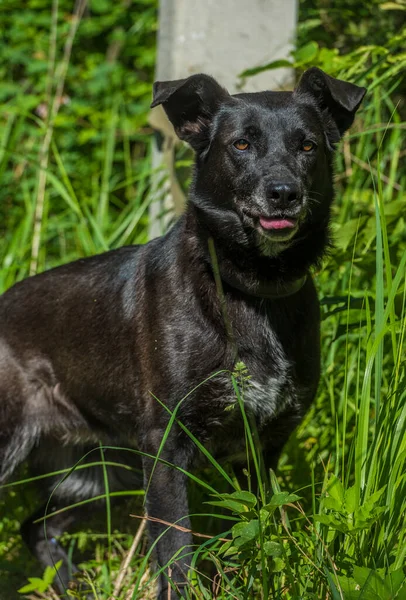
[151,68,366,257]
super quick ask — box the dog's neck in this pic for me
[183,203,329,299]
[218,267,308,299]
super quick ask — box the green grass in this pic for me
[0,3,405,599]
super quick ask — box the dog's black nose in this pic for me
[267,182,302,205]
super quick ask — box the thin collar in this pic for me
[220,270,308,300]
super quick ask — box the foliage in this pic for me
[0,0,157,284]
[18,561,62,594]
[297,0,406,57]
[0,0,405,599]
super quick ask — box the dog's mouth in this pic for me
[257,215,299,241]
[259,216,297,231]
[239,206,304,244]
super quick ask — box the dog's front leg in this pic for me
[142,433,194,599]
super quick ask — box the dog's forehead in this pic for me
[216,91,320,135]
[232,90,293,108]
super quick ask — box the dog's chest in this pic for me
[236,304,294,418]
[206,367,293,463]
[242,371,291,421]
[205,307,295,426]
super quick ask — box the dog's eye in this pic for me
[233,139,250,151]
[302,140,315,152]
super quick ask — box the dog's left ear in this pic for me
[151,73,229,151]
[295,67,366,140]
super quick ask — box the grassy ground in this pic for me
[0,2,405,599]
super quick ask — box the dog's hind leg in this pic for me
[23,445,144,594]
[20,502,84,595]
[21,446,101,595]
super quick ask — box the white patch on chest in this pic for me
[242,373,292,422]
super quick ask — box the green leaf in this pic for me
[263,541,283,558]
[354,505,385,529]
[272,557,286,573]
[353,567,388,599]
[323,496,343,511]
[43,560,62,585]
[223,543,239,558]
[345,485,358,514]
[219,490,257,509]
[336,575,362,600]
[18,577,48,594]
[239,59,292,78]
[208,498,253,515]
[380,2,406,10]
[314,514,349,533]
[231,519,259,547]
[263,492,301,509]
[294,41,319,65]
[317,47,340,71]
[18,560,62,594]
[362,486,387,513]
[354,566,380,587]
[325,474,345,508]
[333,217,367,251]
[218,539,233,556]
[384,569,406,596]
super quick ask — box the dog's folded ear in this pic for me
[151,74,229,151]
[295,67,366,141]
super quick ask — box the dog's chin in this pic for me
[237,207,305,257]
[256,223,299,242]
[253,223,300,257]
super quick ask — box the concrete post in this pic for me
[149,0,298,237]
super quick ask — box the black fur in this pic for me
[0,67,365,598]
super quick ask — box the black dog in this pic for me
[0,67,365,598]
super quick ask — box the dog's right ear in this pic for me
[151,74,229,151]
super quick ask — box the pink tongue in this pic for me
[260,217,296,230]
